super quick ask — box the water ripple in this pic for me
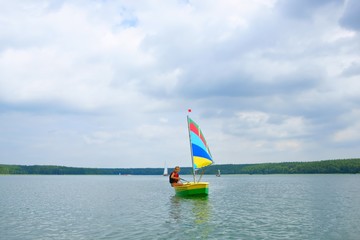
[1,175,360,239]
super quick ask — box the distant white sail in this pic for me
[163,162,168,176]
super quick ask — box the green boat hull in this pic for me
[174,182,209,197]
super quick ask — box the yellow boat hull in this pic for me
[174,182,209,197]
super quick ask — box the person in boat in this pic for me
[169,166,183,187]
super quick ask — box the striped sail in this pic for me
[188,117,213,170]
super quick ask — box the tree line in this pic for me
[0,158,359,175]
[205,158,360,174]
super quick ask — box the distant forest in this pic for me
[1,158,359,175]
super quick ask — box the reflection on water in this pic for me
[191,196,210,224]
[168,195,212,239]
[169,195,210,223]
[169,196,182,222]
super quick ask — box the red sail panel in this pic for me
[189,122,199,135]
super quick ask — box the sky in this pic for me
[0,0,359,168]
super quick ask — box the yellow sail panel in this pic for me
[193,156,213,169]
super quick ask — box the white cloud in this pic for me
[332,110,360,142]
[0,0,359,167]
[333,125,360,142]
[0,2,155,111]
[230,111,308,139]
[83,131,116,145]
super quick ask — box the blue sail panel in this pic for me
[192,144,212,161]
[190,132,212,157]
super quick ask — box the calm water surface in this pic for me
[0,175,359,239]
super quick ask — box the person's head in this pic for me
[174,166,180,173]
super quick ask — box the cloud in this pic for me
[0,0,359,167]
[332,110,360,142]
[340,0,360,31]
[342,61,360,77]
[224,111,309,141]
[276,0,344,19]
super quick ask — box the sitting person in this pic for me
[169,166,183,187]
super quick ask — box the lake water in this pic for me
[1,175,359,240]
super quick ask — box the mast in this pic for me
[187,115,196,183]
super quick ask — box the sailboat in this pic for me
[174,115,213,196]
[163,161,168,176]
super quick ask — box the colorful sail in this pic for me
[188,117,213,170]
